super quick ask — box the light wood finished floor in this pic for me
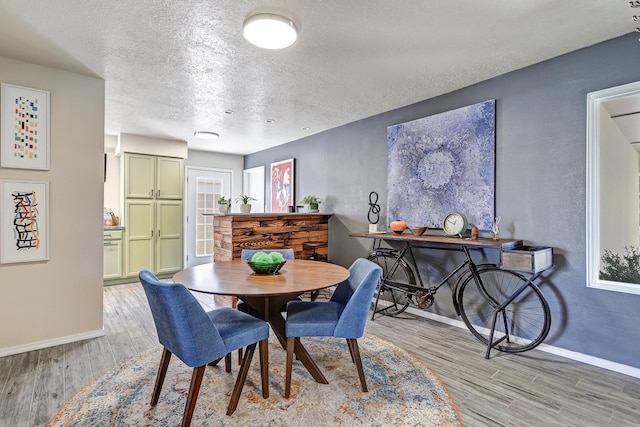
[1,282,639,426]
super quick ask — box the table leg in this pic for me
[241,295,329,384]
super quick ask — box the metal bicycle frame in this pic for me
[370,238,547,358]
[371,239,481,319]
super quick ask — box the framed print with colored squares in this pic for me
[1,83,50,170]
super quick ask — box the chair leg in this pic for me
[285,336,296,398]
[347,338,368,392]
[151,347,172,406]
[238,348,243,365]
[346,339,355,363]
[259,338,269,399]
[207,357,222,367]
[225,353,232,373]
[182,366,205,427]
[227,343,257,416]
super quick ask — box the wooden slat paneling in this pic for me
[213,213,332,261]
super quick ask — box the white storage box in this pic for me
[501,246,553,274]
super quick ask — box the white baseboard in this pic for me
[400,306,640,379]
[0,328,106,358]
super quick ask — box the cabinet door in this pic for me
[124,154,155,198]
[124,200,155,277]
[155,201,183,274]
[103,239,123,279]
[156,157,183,199]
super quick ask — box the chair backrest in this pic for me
[331,258,382,338]
[139,270,227,367]
[240,249,295,260]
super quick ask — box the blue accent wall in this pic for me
[245,34,640,368]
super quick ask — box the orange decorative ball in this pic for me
[389,220,407,234]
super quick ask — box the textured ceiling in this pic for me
[0,1,633,155]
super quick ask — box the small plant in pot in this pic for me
[236,195,257,213]
[217,196,230,214]
[300,195,321,213]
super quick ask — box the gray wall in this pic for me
[245,34,640,368]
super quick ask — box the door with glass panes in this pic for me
[185,167,232,267]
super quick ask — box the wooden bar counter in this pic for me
[213,213,331,261]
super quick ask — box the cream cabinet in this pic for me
[123,200,183,277]
[103,229,123,280]
[121,153,184,278]
[155,201,183,274]
[122,153,183,200]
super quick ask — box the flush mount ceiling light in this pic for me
[243,13,298,49]
[193,131,219,140]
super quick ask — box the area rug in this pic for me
[49,335,461,426]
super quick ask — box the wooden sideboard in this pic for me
[213,213,331,261]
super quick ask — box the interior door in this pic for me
[185,167,232,267]
[243,165,265,212]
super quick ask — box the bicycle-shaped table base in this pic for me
[352,233,552,359]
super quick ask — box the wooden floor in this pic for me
[1,282,639,426]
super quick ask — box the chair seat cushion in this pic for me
[286,301,344,337]
[207,307,269,353]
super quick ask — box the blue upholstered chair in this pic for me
[284,258,382,398]
[139,270,270,425]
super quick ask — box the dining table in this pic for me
[173,259,350,384]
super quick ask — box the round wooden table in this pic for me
[173,259,350,384]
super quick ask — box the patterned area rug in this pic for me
[49,335,461,426]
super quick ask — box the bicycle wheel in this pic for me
[458,266,551,353]
[367,252,415,316]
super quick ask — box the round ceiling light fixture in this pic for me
[193,131,219,140]
[243,13,298,49]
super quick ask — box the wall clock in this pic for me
[442,212,468,237]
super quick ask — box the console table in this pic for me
[348,231,522,249]
[349,231,553,358]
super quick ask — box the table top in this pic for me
[349,231,523,249]
[173,259,350,297]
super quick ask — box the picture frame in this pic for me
[1,179,50,264]
[387,100,496,231]
[1,82,50,170]
[270,158,295,212]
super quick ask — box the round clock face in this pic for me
[443,212,468,236]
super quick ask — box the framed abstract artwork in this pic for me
[1,179,50,264]
[1,83,50,170]
[387,100,496,231]
[270,158,295,212]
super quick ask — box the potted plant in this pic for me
[236,195,257,213]
[217,196,230,214]
[300,195,321,213]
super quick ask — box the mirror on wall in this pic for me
[587,81,640,294]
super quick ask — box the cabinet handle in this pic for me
[104,234,112,237]
[158,230,161,237]
[157,189,160,197]
[104,242,116,246]
[151,230,154,237]
[149,189,153,197]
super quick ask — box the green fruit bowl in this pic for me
[246,260,287,275]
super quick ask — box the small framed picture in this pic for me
[270,158,295,212]
[1,82,50,170]
[1,179,50,264]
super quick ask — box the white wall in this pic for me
[599,107,640,255]
[185,149,244,200]
[117,133,188,159]
[0,56,105,355]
